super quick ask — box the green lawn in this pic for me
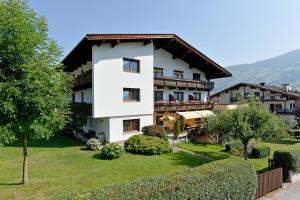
[0,135,210,200]
[177,140,299,172]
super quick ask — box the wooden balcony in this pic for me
[70,103,92,116]
[154,77,214,90]
[154,101,213,112]
[74,69,92,91]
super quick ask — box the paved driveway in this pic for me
[259,181,300,200]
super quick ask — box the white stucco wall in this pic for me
[108,114,153,142]
[153,48,207,81]
[92,42,154,118]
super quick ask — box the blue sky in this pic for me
[28,0,300,66]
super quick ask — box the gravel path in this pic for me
[173,146,216,161]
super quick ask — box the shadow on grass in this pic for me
[5,134,82,148]
[168,151,212,167]
[0,182,22,186]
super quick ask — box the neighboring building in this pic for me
[62,34,231,142]
[211,82,300,123]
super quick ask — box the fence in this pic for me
[255,168,283,199]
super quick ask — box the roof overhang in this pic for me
[62,34,232,79]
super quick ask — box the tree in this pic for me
[205,98,288,160]
[0,0,72,184]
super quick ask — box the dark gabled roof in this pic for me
[211,83,300,99]
[62,34,232,79]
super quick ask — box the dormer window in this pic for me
[123,58,140,73]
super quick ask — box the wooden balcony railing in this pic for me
[74,69,92,91]
[70,103,92,116]
[154,101,213,112]
[154,77,214,90]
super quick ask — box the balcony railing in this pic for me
[154,77,214,90]
[154,101,213,112]
[74,69,92,91]
[274,109,295,114]
[70,102,92,116]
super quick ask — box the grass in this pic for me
[0,135,210,200]
[177,139,299,172]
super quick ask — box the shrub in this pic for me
[142,125,168,139]
[86,138,101,151]
[273,143,300,172]
[64,159,257,200]
[224,140,242,152]
[124,135,172,155]
[251,145,271,158]
[99,143,124,160]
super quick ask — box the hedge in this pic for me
[124,135,172,155]
[142,125,168,139]
[64,159,257,200]
[251,145,271,158]
[273,143,300,172]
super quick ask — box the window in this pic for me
[123,88,140,102]
[173,70,183,79]
[193,92,201,101]
[154,91,164,102]
[81,92,84,102]
[174,92,184,101]
[290,103,295,110]
[154,67,163,77]
[123,58,140,73]
[254,92,260,97]
[72,93,75,103]
[123,119,140,132]
[193,73,201,81]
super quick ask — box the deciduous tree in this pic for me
[205,98,288,160]
[0,0,72,184]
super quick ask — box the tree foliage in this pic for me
[0,0,72,183]
[205,97,288,159]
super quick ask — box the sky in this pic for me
[28,0,300,67]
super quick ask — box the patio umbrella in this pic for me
[159,115,176,121]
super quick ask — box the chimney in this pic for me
[260,82,265,86]
[282,83,291,92]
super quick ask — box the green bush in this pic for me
[142,125,168,139]
[124,135,172,155]
[99,143,124,160]
[64,159,257,200]
[251,145,271,158]
[224,140,242,152]
[274,143,300,172]
[86,138,101,151]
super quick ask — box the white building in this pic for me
[62,34,231,142]
[211,82,300,124]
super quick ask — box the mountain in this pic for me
[213,49,300,93]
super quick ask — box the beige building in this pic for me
[211,82,300,124]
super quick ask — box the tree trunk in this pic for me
[242,139,249,160]
[22,133,28,184]
[243,143,248,160]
